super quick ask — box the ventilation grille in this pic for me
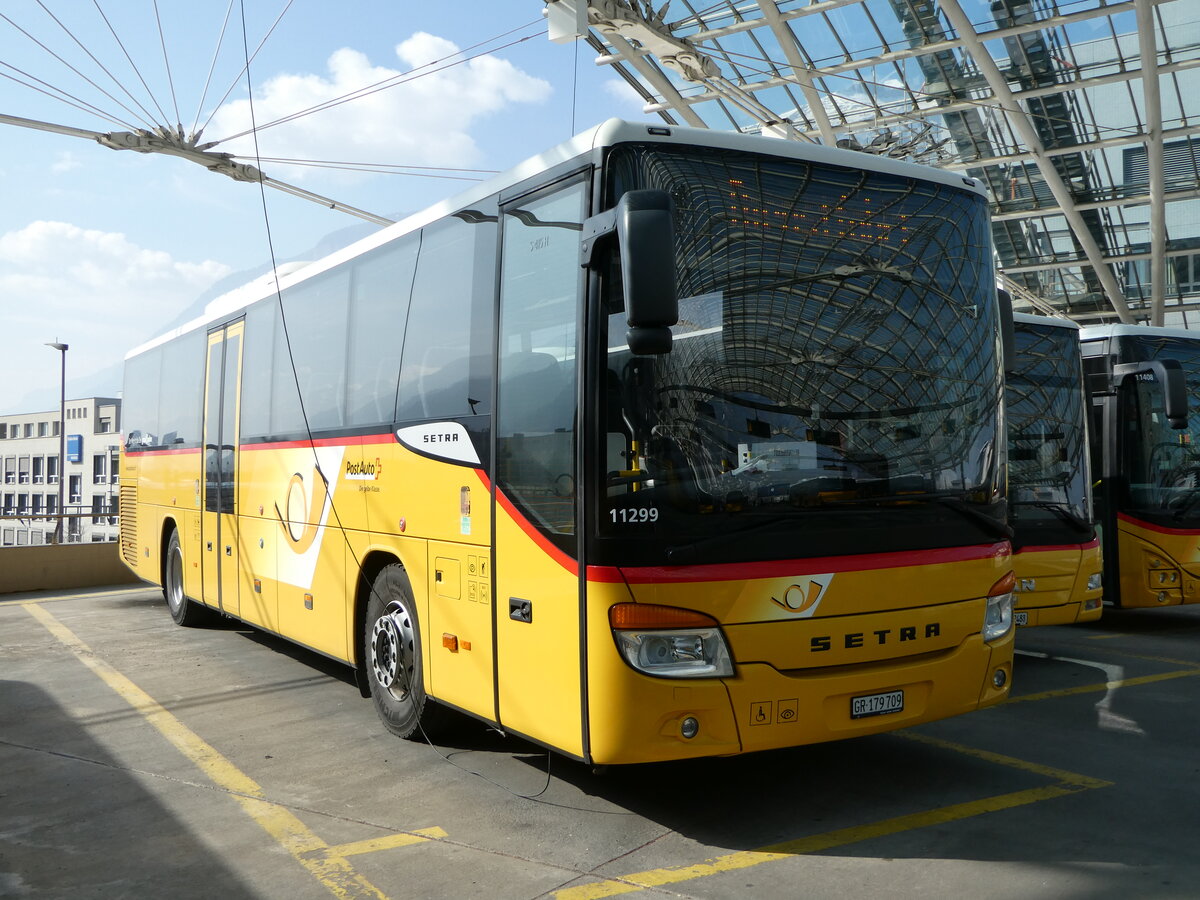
[119,481,137,567]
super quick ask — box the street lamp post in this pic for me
[45,341,67,544]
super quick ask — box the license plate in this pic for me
[1014,611,1029,626]
[851,689,904,719]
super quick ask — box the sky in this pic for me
[0,1,647,414]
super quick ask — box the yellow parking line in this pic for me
[322,828,449,859]
[2,585,155,606]
[23,602,442,900]
[555,732,1110,900]
[1091,650,1200,669]
[1007,668,1200,705]
[900,732,1110,788]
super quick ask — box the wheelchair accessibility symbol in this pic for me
[750,699,799,725]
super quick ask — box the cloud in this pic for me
[0,221,232,407]
[50,152,81,174]
[603,77,647,111]
[205,33,553,178]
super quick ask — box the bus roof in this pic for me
[127,118,990,361]
[1013,312,1079,331]
[1080,323,1200,343]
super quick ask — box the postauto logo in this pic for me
[770,574,833,617]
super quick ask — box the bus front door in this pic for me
[492,177,588,758]
[201,321,244,618]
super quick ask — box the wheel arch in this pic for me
[353,548,403,670]
[158,514,181,588]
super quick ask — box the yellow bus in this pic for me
[120,120,1015,765]
[1081,324,1196,608]
[1007,313,1102,626]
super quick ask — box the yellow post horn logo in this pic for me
[275,468,329,552]
[770,574,832,616]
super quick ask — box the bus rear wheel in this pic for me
[365,563,448,740]
[163,528,214,627]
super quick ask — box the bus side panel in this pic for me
[236,511,278,632]
[426,539,494,721]
[243,443,352,659]
[493,501,583,759]
[1013,542,1103,626]
[367,442,492,549]
[121,449,203,599]
[182,510,203,605]
[364,442,494,716]
[1116,517,1200,607]
[234,444,282,632]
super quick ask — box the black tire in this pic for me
[163,528,214,627]
[364,563,448,740]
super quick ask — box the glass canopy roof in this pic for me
[550,0,1200,326]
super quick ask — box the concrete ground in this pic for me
[3,585,1199,899]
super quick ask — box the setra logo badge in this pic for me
[770,574,833,617]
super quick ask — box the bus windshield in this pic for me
[1116,334,1200,526]
[1007,322,1092,545]
[597,144,1003,565]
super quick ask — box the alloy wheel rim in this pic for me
[370,600,415,702]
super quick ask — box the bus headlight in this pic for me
[615,629,733,678]
[983,593,1014,641]
[610,603,735,678]
[1087,572,1103,592]
[983,572,1015,642]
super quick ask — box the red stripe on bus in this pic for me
[1014,538,1100,555]
[240,432,396,452]
[123,447,201,457]
[1117,512,1200,536]
[493,486,578,576]
[589,542,1011,585]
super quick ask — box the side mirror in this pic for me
[1113,359,1188,429]
[997,288,1016,375]
[581,189,678,355]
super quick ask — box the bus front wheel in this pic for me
[365,563,448,740]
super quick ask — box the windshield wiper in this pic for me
[1170,490,1200,522]
[827,491,1012,542]
[1011,500,1092,534]
[664,491,1010,564]
[665,513,817,564]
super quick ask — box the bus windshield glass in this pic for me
[597,143,1003,564]
[1116,334,1200,526]
[1008,322,1092,543]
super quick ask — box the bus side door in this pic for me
[201,321,244,618]
[492,176,588,758]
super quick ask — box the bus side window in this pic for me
[397,212,496,424]
[272,269,351,434]
[346,235,419,427]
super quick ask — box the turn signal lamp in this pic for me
[610,603,734,679]
[610,604,718,630]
